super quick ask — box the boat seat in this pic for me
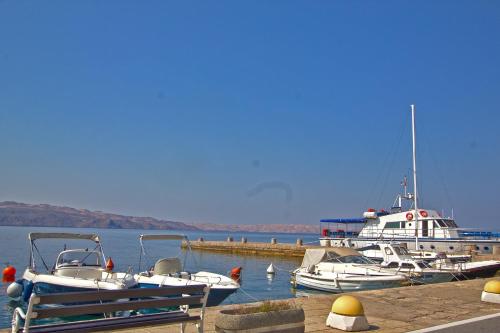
[154,257,182,275]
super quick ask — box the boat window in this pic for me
[419,245,424,249]
[401,263,414,269]
[385,222,401,229]
[386,262,399,268]
[436,219,447,228]
[441,219,457,228]
[417,262,429,269]
[449,246,454,250]
[394,247,409,255]
[430,245,435,250]
[335,255,374,264]
[57,251,101,267]
[447,220,458,228]
[384,247,394,255]
[484,247,489,251]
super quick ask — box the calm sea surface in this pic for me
[0,226,322,328]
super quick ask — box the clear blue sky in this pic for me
[1,1,499,229]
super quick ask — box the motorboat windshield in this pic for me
[56,250,102,268]
[332,255,376,265]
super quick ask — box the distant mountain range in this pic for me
[0,201,317,234]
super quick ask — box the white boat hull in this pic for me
[293,272,405,293]
[134,271,239,306]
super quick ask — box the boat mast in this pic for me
[411,104,419,247]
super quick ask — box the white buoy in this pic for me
[266,263,275,274]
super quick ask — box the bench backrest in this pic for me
[29,285,209,320]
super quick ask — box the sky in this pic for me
[0,1,499,229]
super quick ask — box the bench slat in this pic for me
[22,312,201,333]
[37,285,206,304]
[35,295,203,319]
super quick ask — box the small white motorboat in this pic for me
[377,243,456,284]
[8,232,137,302]
[292,247,407,293]
[432,255,500,279]
[134,234,239,306]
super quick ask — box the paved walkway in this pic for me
[104,278,500,332]
[5,278,499,333]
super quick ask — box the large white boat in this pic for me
[319,105,500,254]
[134,234,239,306]
[291,247,407,293]
[8,233,136,301]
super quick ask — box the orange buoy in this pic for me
[406,212,414,221]
[230,266,242,280]
[105,257,114,271]
[3,266,16,282]
[419,210,428,218]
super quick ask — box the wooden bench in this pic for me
[12,284,210,333]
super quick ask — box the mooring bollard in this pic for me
[241,237,247,243]
[227,236,233,242]
[326,295,369,331]
[296,238,303,246]
[197,237,204,242]
[271,238,277,245]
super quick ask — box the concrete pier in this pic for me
[182,239,316,257]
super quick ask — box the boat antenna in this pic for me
[411,104,419,248]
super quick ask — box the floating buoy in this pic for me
[7,280,23,298]
[105,257,114,271]
[406,212,414,221]
[3,265,16,282]
[266,263,275,274]
[230,266,242,280]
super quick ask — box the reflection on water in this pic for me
[0,226,319,328]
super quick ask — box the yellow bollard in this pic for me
[326,295,369,331]
[481,280,500,304]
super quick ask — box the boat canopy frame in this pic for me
[320,219,367,238]
[27,232,107,272]
[138,234,193,273]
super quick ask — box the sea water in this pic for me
[0,226,320,328]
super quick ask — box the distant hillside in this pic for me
[0,201,317,234]
[194,223,318,234]
[0,201,198,230]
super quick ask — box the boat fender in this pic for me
[106,257,114,271]
[406,212,414,221]
[22,281,34,303]
[230,267,242,280]
[7,280,23,298]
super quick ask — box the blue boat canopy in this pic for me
[320,218,366,223]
